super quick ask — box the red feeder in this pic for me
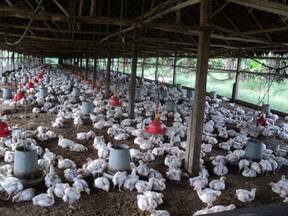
[25,81,34,89]
[109,96,121,106]
[256,114,268,127]
[94,84,100,92]
[86,80,92,85]
[0,121,10,137]
[13,91,24,101]
[145,117,166,135]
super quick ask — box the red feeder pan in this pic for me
[86,80,92,85]
[0,121,10,137]
[13,91,24,101]
[109,96,121,106]
[25,81,34,89]
[256,114,268,127]
[145,117,166,135]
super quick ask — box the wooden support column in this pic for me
[105,53,111,99]
[93,58,97,86]
[231,58,241,102]
[141,57,145,79]
[123,58,126,74]
[80,56,83,71]
[185,0,211,176]
[172,54,177,85]
[85,58,89,80]
[12,51,15,71]
[117,58,119,73]
[128,30,138,119]
[155,55,159,83]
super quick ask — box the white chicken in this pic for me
[32,187,55,207]
[63,186,81,209]
[236,188,256,203]
[12,188,36,203]
[94,176,110,192]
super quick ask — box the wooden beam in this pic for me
[227,0,288,17]
[97,0,200,43]
[90,0,97,16]
[5,0,13,7]
[0,23,110,35]
[105,53,111,99]
[231,58,241,102]
[0,7,137,26]
[52,0,70,17]
[185,0,211,176]
[128,31,138,119]
[243,26,288,35]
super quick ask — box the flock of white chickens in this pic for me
[0,64,288,216]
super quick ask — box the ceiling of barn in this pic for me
[0,0,288,58]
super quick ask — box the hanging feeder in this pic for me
[145,117,166,135]
[109,96,121,106]
[256,113,268,127]
[13,91,25,101]
[25,81,34,89]
[85,79,92,85]
[145,105,166,135]
[0,121,11,137]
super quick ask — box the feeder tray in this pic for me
[145,117,166,135]
[13,91,25,102]
[109,96,121,106]
[0,121,11,137]
[25,81,34,89]
[16,169,46,187]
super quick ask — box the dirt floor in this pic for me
[0,91,288,216]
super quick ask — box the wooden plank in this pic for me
[231,58,241,102]
[105,53,111,99]
[227,0,288,17]
[185,0,211,176]
[128,31,139,119]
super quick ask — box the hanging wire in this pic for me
[249,57,288,72]
[5,0,45,46]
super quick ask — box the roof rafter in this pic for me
[226,0,288,17]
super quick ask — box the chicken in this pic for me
[236,188,256,203]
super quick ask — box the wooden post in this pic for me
[93,58,97,86]
[141,57,145,79]
[85,58,89,80]
[155,55,159,83]
[105,53,111,99]
[185,0,211,176]
[80,56,83,71]
[12,51,15,71]
[128,30,138,119]
[231,58,241,102]
[123,58,126,74]
[172,54,177,85]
